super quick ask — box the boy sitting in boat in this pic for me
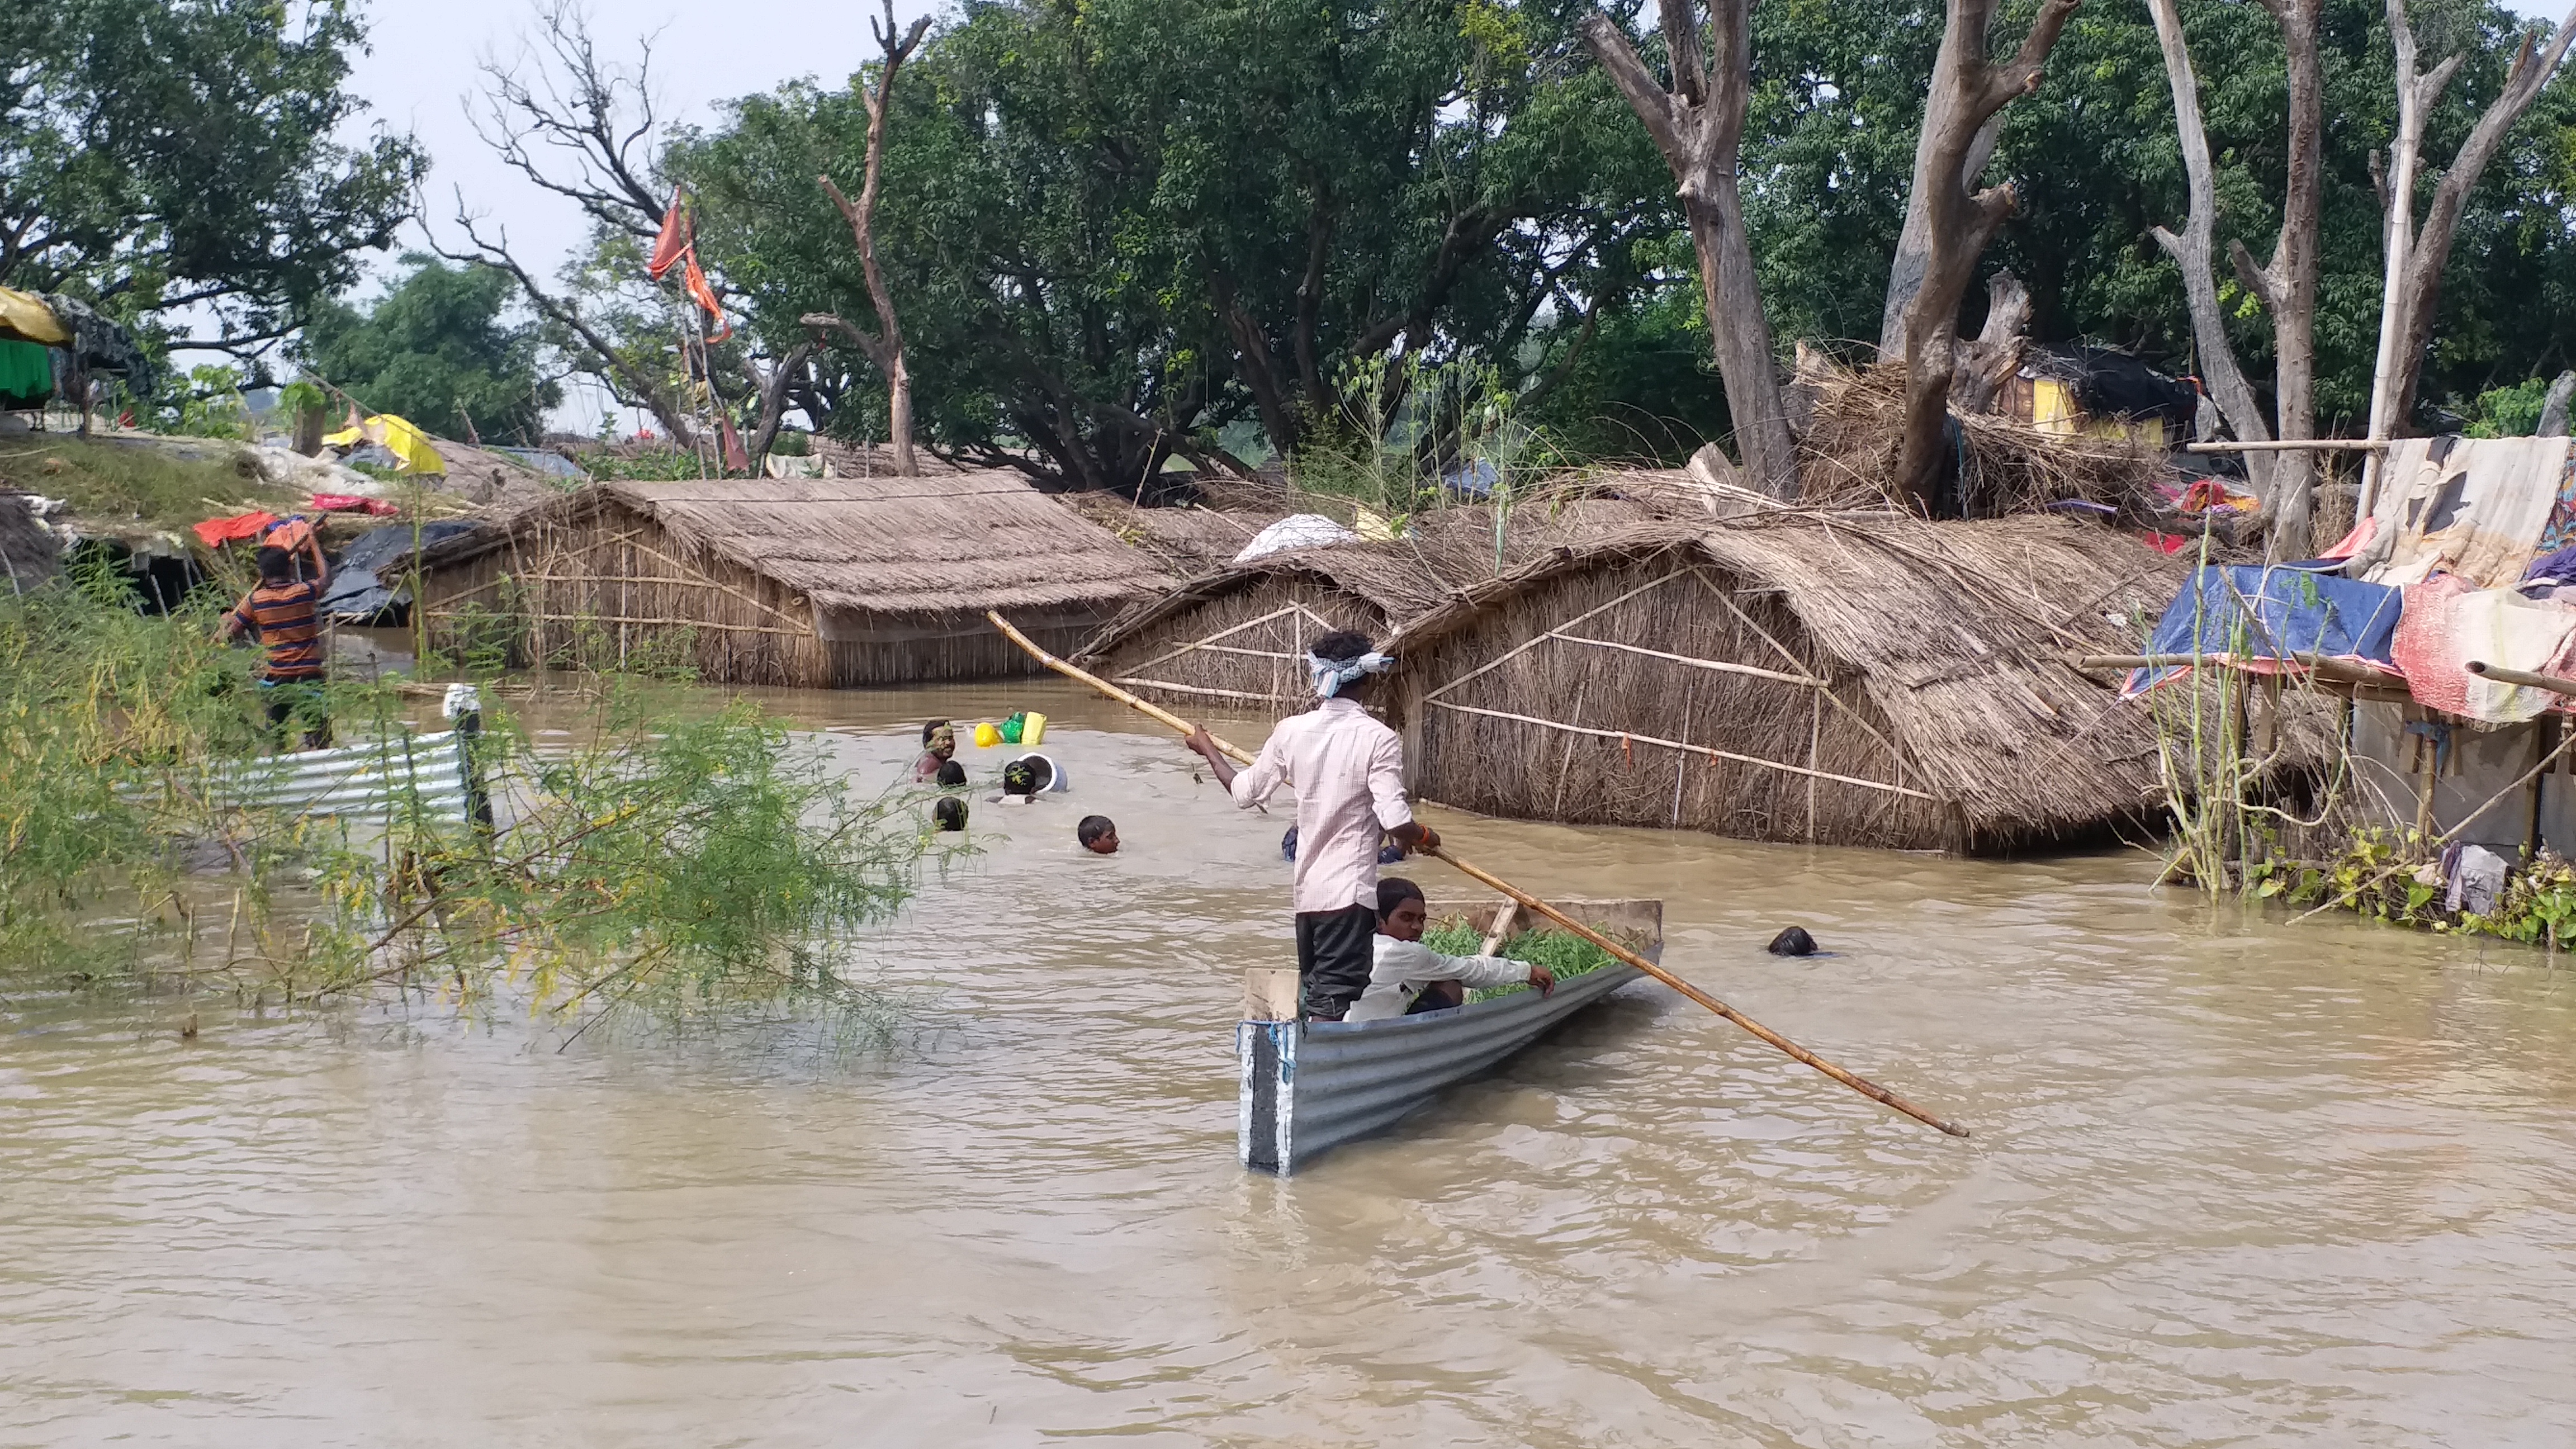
[1345,878,1553,1022]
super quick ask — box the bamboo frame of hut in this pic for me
[1383,514,2202,854]
[1076,503,1666,717]
[410,476,1169,686]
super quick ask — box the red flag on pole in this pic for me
[646,188,689,281]
[683,249,732,342]
[718,413,751,475]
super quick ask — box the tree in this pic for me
[442,0,721,451]
[802,0,931,477]
[297,255,562,446]
[0,0,423,353]
[2361,0,2576,509]
[1580,0,1798,497]
[1890,0,2081,511]
[2147,0,2286,507]
[679,0,1669,489]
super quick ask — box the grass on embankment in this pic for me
[0,434,301,534]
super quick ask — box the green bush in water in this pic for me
[1420,919,1626,1002]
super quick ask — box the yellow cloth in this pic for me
[321,413,448,475]
[0,287,68,347]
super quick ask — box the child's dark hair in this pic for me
[1766,926,1817,956]
[254,545,296,583]
[1076,815,1115,848]
[1310,629,1373,664]
[1000,759,1038,796]
[1375,875,1425,921]
[935,759,967,788]
[932,797,968,832]
[922,718,952,744]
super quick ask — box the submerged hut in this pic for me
[1077,500,1655,714]
[411,474,1171,686]
[1382,512,2190,854]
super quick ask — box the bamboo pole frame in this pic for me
[1424,698,1940,800]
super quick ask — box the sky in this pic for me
[334,0,940,430]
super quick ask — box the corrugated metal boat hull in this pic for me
[1237,897,1662,1174]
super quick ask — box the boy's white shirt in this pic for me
[1344,934,1532,1021]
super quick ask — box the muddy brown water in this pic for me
[8,680,2576,1446]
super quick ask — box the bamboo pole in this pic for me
[984,609,1973,1140]
[2183,439,2388,453]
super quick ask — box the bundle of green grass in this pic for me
[1420,918,1629,1003]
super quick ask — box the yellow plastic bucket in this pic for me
[1021,712,1047,747]
[973,721,1001,749]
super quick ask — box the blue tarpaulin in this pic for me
[2123,564,2404,697]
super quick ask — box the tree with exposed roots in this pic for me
[801,0,931,479]
[1579,0,1797,498]
[1889,0,2080,514]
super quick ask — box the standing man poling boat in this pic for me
[1186,630,1438,1021]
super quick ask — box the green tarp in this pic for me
[0,338,52,410]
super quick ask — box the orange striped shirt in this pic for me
[230,580,326,681]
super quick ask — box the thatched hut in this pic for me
[1381,512,2191,854]
[411,473,1170,686]
[1076,500,1656,714]
[1055,495,1285,576]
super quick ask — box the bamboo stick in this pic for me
[1427,847,1971,1138]
[1425,699,1940,800]
[2465,660,2576,696]
[2183,439,2389,453]
[1550,630,1826,688]
[984,609,1972,1140]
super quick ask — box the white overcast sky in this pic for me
[324,0,2572,430]
[338,0,941,428]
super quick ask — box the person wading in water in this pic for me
[1186,630,1437,1021]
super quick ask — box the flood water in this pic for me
[9,680,2576,1446]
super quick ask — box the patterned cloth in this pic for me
[229,579,326,681]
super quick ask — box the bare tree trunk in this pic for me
[1581,2,1799,499]
[744,340,816,473]
[2239,0,2325,558]
[2147,0,2274,500]
[2359,2,2460,511]
[816,0,931,477]
[1880,114,2002,361]
[1891,0,2082,513]
[2540,370,2576,437]
[1952,268,2029,415]
[2382,7,2576,442]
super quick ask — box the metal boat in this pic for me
[1236,896,1662,1174]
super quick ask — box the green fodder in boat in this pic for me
[1420,918,1641,1003]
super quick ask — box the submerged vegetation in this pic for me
[0,564,935,1043]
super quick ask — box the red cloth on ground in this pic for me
[2142,532,2193,555]
[310,494,398,515]
[192,510,278,548]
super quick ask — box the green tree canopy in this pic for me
[1,0,424,354]
[677,0,1678,482]
[297,255,561,446]
[1742,0,2576,428]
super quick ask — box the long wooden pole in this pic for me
[984,611,1972,1139]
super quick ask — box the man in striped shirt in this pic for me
[222,528,333,750]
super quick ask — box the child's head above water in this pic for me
[932,797,968,832]
[935,759,967,789]
[1077,815,1119,854]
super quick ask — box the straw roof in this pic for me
[1388,511,2204,850]
[419,472,1172,617]
[1078,499,1665,660]
[1056,495,1285,576]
